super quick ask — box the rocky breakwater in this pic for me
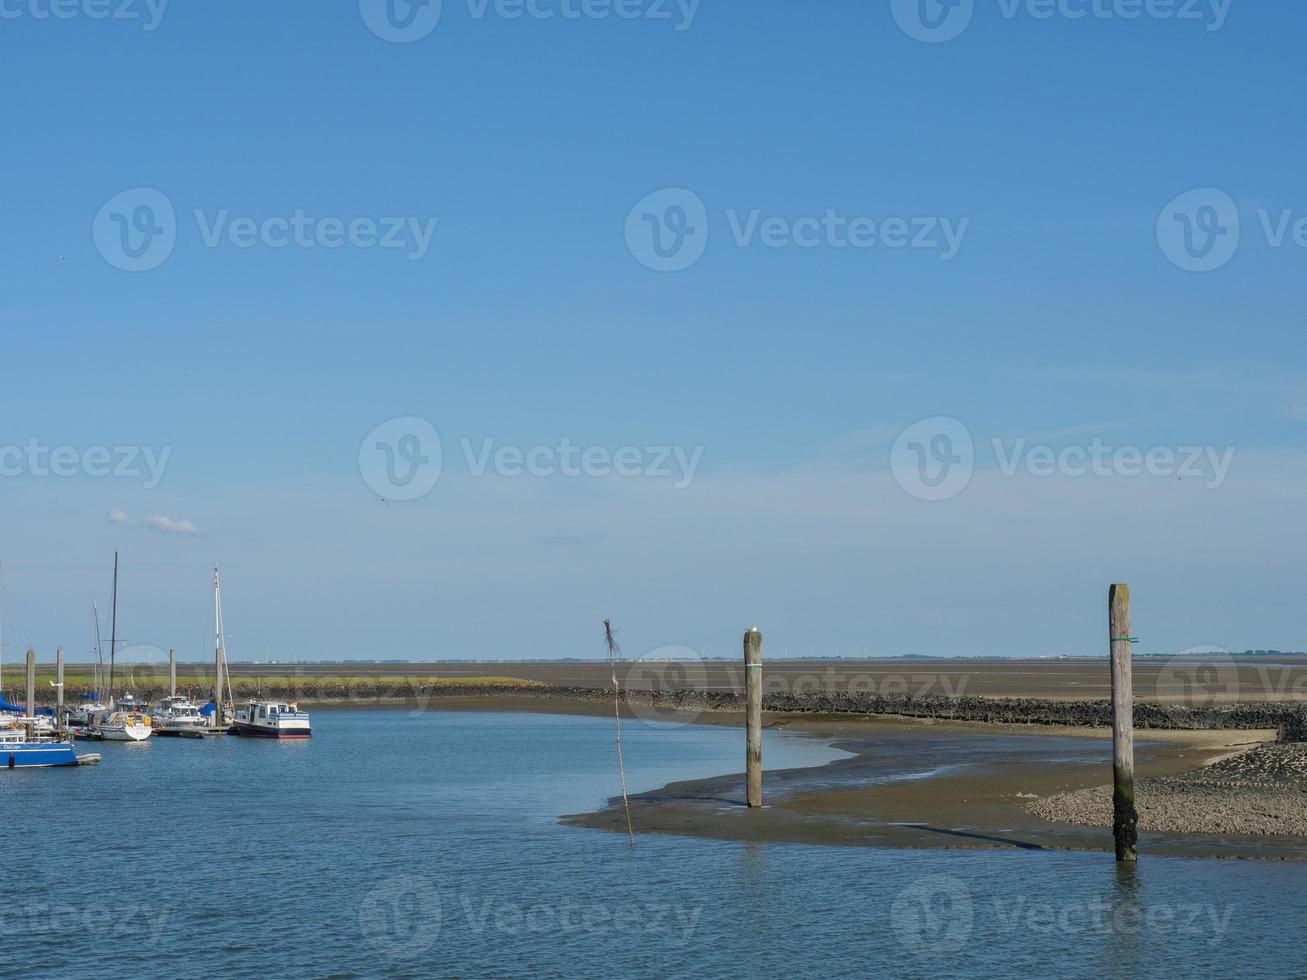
[519,686,1307,731]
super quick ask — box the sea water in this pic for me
[3,708,1304,978]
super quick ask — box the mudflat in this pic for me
[560,713,1307,860]
[394,693,1307,859]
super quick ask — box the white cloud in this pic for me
[108,509,200,535]
[142,515,200,535]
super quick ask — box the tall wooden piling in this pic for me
[1109,584,1138,862]
[56,647,64,734]
[169,649,177,697]
[744,627,763,808]
[24,649,35,739]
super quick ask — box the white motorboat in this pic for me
[153,695,207,737]
[233,700,311,739]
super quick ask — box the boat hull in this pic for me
[233,722,311,739]
[87,725,152,742]
[3,743,81,768]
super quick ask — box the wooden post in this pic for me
[744,627,763,808]
[24,649,35,739]
[56,647,64,735]
[169,649,177,697]
[1109,584,1138,862]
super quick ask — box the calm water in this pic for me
[5,708,1306,979]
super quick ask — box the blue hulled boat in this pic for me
[0,728,98,769]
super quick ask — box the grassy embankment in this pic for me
[11,671,539,704]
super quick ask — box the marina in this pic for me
[0,558,308,768]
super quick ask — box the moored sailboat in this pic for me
[85,553,151,742]
[203,566,235,734]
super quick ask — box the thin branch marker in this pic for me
[604,619,635,847]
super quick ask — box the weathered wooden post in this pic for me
[744,627,763,808]
[24,649,36,739]
[169,649,177,697]
[1109,584,1138,862]
[56,647,65,734]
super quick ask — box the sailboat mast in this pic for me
[91,600,103,701]
[108,551,118,703]
[213,566,224,724]
[0,557,5,693]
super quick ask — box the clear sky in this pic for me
[0,0,1302,664]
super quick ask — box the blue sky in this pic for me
[0,1,1302,664]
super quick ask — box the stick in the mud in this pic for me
[25,649,36,739]
[1109,583,1138,862]
[603,619,635,846]
[745,627,763,808]
[56,647,64,734]
[170,649,177,697]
